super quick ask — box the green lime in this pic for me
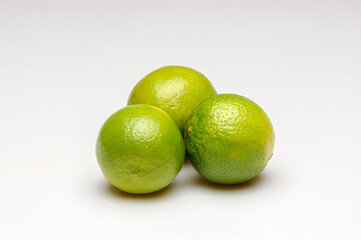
[127,65,217,133]
[184,94,275,184]
[96,104,185,194]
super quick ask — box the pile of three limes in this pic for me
[96,66,275,194]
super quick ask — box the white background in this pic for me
[1,0,360,239]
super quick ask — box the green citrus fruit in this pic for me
[96,104,185,194]
[184,94,275,184]
[127,65,217,132]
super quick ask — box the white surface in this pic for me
[1,0,361,239]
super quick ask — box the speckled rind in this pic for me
[127,66,217,133]
[184,94,275,184]
[96,104,185,194]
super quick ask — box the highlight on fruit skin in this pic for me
[184,94,275,184]
[127,65,217,133]
[96,104,185,194]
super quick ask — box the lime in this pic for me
[96,104,185,194]
[127,65,217,132]
[184,94,275,184]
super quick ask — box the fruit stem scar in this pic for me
[185,125,193,140]
[188,125,193,132]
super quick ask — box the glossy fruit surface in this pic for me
[184,94,275,184]
[96,104,185,194]
[128,65,217,132]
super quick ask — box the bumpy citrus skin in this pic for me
[184,94,275,184]
[127,66,217,133]
[96,104,185,194]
